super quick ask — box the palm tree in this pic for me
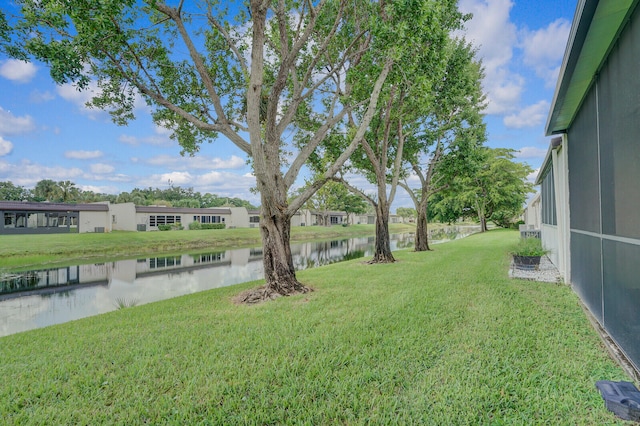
[33,179,60,202]
[58,180,79,202]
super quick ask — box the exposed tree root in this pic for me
[233,284,312,305]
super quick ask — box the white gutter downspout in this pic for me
[551,135,571,283]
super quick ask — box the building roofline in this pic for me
[0,201,109,212]
[535,137,563,185]
[546,0,638,135]
[135,206,231,214]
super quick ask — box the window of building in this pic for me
[4,212,16,228]
[26,212,47,228]
[541,167,557,226]
[249,216,260,223]
[150,215,182,227]
[15,213,26,228]
[199,215,222,224]
[48,212,60,227]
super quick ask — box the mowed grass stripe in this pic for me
[0,229,629,424]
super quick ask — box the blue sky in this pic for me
[0,0,575,209]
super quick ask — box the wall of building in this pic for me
[109,202,137,231]
[79,211,110,233]
[523,192,541,229]
[228,207,249,229]
[565,4,640,371]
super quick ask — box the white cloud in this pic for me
[65,150,104,160]
[162,171,194,186]
[29,90,55,103]
[521,19,571,88]
[458,0,522,114]
[516,146,547,160]
[90,163,115,174]
[503,100,549,128]
[137,170,256,195]
[0,60,37,83]
[56,82,100,117]
[0,137,13,156]
[119,124,176,147]
[79,184,120,194]
[527,168,540,183]
[0,107,36,136]
[88,173,130,183]
[57,80,147,118]
[0,159,84,186]
[118,133,174,147]
[145,154,246,170]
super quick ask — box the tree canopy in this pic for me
[398,38,486,251]
[293,180,367,226]
[2,0,469,298]
[429,147,534,230]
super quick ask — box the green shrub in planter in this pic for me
[511,237,549,270]
[158,225,172,231]
[189,221,202,230]
[511,237,548,257]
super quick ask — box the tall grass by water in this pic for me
[0,230,629,424]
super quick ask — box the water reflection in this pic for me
[0,228,476,337]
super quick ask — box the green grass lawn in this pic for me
[0,223,416,269]
[0,230,629,424]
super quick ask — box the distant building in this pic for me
[0,201,108,234]
[0,201,374,234]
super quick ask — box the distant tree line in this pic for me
[0,180,257,209]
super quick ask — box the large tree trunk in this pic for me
[237,170,310,303]
[371,202,395,263]
[414,200,431,251]
[261,211,308,293]
[237,209,310,304]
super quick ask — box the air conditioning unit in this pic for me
[94,227,105,233]
[137,224,147,231]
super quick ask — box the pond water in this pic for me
[0,226,479,337]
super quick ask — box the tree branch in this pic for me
[333,177,376,207]
[155,3,230,128]
[398,180,419,206]
[206,9,249,77]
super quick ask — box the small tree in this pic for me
[395,207,417,223]
[296,180,368,226]
[331,4,466,263]
[399,39,486,251]
[432,147,534,231]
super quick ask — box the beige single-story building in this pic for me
[0,200,392,234]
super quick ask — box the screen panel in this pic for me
[568,87,600,233]
[570,232,603,322]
